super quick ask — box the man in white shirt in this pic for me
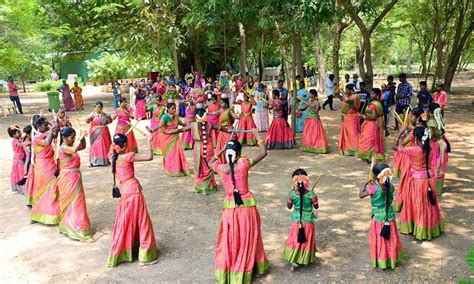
[323,74,335,110]
[352,73,361,92]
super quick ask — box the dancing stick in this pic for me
[368,155,376,182]
[403,106,411,126]
[229,118,240,141]
[310,175,322,191]
[391,109,403,125]
[126,120,147,136]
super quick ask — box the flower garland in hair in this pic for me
[377,168,393,184]
[433,108,445,131]
[292,175,310,190]
[421,127,431,144]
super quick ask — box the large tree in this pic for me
[341,0,398,89]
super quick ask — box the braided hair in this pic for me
[414,126,436,205]
[226,140,243,205]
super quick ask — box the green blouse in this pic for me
[370,184,396,222]
[289,190,318,223]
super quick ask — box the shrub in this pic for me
[34,80,62,92]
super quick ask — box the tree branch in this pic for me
[369,0,399,34]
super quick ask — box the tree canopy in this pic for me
[0,0,472,91]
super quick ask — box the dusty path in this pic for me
[0,82,472,283]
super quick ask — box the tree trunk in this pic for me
[407,37,413,73]
[223,23,227,70]
[332,22,343,85]
[290,40,297,134]
[363,35,374,89]
[292,33,304,78]
[356,43,365,80]
[258,34,265,82]
[314,25,327,95]
[173,43,180,78]
[442,0,473,91]
[432,40,445,89]
[194,48,204,75]
[238,22,247,75]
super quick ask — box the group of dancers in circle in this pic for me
[7,72,449,283]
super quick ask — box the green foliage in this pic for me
[87,52,173,83]
[0,0,54,83]
[34,80,62,92]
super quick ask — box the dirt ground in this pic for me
[0,79,473,283]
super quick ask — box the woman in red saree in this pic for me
[265,90,295,149]
[157,102,191,177]
[108,133,158,267]
[30,117,61,225]
[209,131,269,283]
[358,88,385,162]
[396,126,445,240]
[216,97,238,163]
[86,101,112,166]
[112,97,138,153]
[8,125,26,193]
[359,164,404,269]
[206,94,220,147]
[236,93,257,146]
[57,128,93,241]
[338,84,360,156]
[302,89,329,154]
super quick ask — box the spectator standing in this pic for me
[323,74,335,110]
[352,74,361,92]
[7,78,23,114]
[394,73,413,130]
[433,83,448,116]
[417,81,433,110]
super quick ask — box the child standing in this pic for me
[282,169,319,271]
[8,125,26,194]
[359,163,404,269]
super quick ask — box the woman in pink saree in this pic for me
[147,98,164,155]
[30,117,61,225]
[21,125,35,206]
[157,102,191,177]
[209,131,269,283]
[358,88,385,162]
[112,97,138,153]
[86,101,112,166]
[206,94,220,147]
[57,128,93,241]
[58,80,76,112]
[108,133,158,267]
[338,84,361,156]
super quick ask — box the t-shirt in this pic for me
[325,78,334,96]
[417,90,433,107]
[7,82,19,97]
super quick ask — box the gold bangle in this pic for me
[213,154,220,160]
[257,138,264,145]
